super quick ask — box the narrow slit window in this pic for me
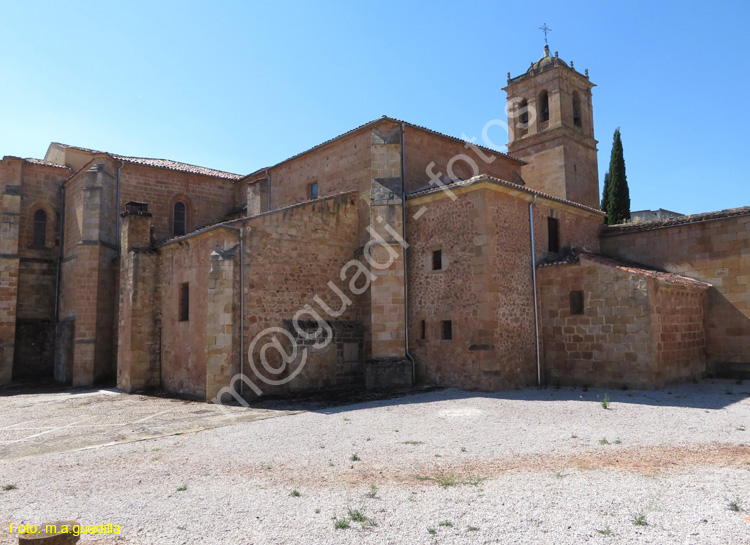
[539,90,550,123]
[572,92,582,127]
[432,249,442,270]
[442,320,452,340]
[173,201,186,236]
[309,181,318,200]
[570,290,584,315]
[420,320,426,340]
[547,217,560,253]
[33,209,47,246]
[179,283,190,322]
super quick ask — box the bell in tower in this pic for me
[503,45,599,209]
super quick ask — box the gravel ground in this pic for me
[1,379,749,544]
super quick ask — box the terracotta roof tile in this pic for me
[541,250,711,289]
[602,206,750,234]
[407,174,605,216]
[51,143,242,180]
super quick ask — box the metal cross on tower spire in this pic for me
[539,23,552,44]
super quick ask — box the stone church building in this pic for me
[1,46,747,400]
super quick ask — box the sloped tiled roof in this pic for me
[407,174,605,216]
[602,206,750,234]
[51,142,242,180]
[1,156,70,169]
[540,249,712,289]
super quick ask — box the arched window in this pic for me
[539,91,550,123]
[33,209,47,246]
[572,92,582,127]
[173,201,186,236]
[519,99,529,127]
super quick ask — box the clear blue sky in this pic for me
[2,0,747,215]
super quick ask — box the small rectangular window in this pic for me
[570,290,584,315]
[432,249,442,270]
[547,217,559,253]
[441,320,452,340]
[420,320,426,340]
[179,283,190,322]
[309,181,318,200]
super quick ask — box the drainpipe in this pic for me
[400,123,416,383]
[116,160,125,253]
[226,225,245,396]
[54,184,66,321]
[529,195,541,386]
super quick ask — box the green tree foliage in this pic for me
[602,128,630,225]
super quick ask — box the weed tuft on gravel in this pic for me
[2,484,17,491]
[176,485,188,492]
[601,393,610,409]
[350,453,360,462]
[728,499,744,512]
[597,525,613,535]
[631,512,647,526]
[417,472,487,488]
[290,489,301,497]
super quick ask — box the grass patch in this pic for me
[333,517,350,530]
[176,484,188,492]
[597,525,613,535]
[402,441,423,445]
[601,393,610,409]
[365,484,378,498]
[3,484,17,491]
[290,489,301,497]
[599,438,610,445]
[333,507,376,529]
[614,439,622,445]
[439,520,453,527]
[417,472,487,488]
[460,446,467,452]
[427,527,436,535]
[151,457,159,461]
[554,471,567,479]
[728,499,744,512]
[631,512,647,526]
[350,453,360,462]
[467,526,480,532]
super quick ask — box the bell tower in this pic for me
[503,45,599,209]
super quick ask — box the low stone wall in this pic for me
[538,253,708,389]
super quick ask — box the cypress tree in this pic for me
[601,171,610,223]
[604,128,630,225]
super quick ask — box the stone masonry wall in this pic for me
[403,126,523,193]
[406,182,603,390]
[601,213,750,367]
[241,192,362,396]
[538,260,654,388]
[649,283,706,385]
[118,164,238,242]
[538,256,708,389]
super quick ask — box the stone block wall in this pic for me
[402,125,523,193]
[117,211,161,393]
[406,181,603,391]
[205,244,240,401]
[650,284,706,384]
[538,254,708,389]
[601,211,750,367]
[240,191,363,396]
